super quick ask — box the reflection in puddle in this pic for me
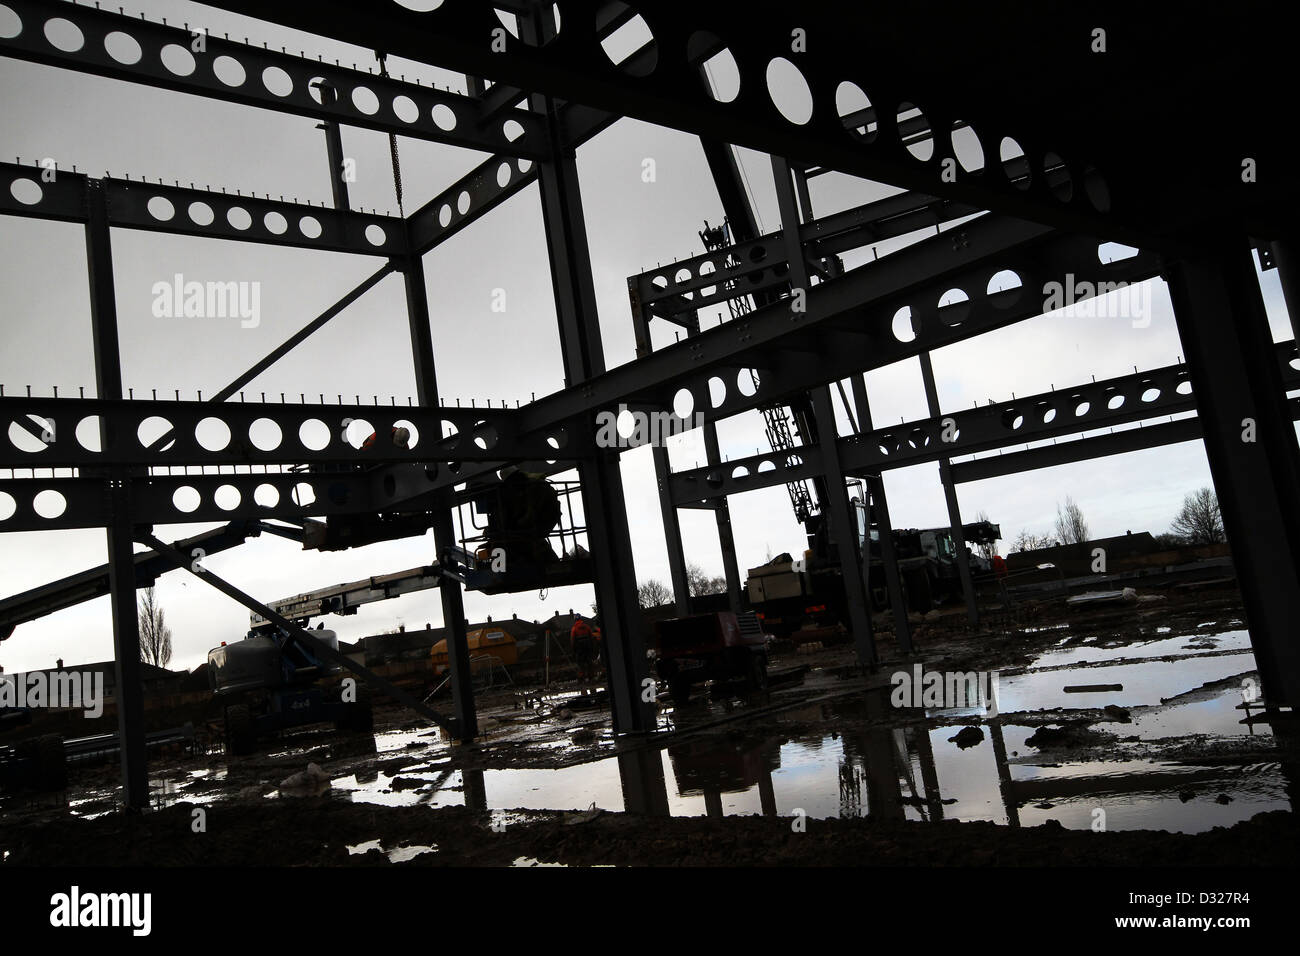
[329,624,1291,834]
[22,621,1289,842]
[346,839,438,862]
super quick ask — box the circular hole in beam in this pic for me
[104,30,142,65]
[766,57,813,125]
[43,17,83,52]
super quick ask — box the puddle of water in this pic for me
[323,646,1290,835]
[998,649,1257,713]
[14,622,1285,842]
[346,839,438,862]
[1029,629,1251,669]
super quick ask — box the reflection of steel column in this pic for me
[859,692,905,820]
[989,721,1020,828]
[912,726,945,822]
[918,351,979,626]
[1274,721,1300,815]
[703,789,724,819]
[617,746,671,816]
[758,765,778,816]
[462,767,487,812]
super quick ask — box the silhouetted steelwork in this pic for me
[3,2,1299,812]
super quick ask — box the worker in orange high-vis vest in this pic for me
[570,614,596,683]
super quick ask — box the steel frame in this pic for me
[3,1,1299,811]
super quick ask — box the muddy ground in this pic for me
[3,582,1296,866]
[4,799,1296,867]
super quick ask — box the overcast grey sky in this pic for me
[2,0,1296,675]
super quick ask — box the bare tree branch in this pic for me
[1054,496,1091,545]
[137,586,173,668]
[637,578,672,608]
[1170,487,1225,545]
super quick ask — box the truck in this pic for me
[649,610,771,705]
[745,493,999,639]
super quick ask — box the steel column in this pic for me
[773,155,874,664]
[526,9,653,734]
[850,377,913,653]
[918,351,979,625]
[1164,241,1300,708]
[808,387,876,666]
[399,253,477,742]
[699,385,743,612]
[85,178,148,811]
[631,300,691,614]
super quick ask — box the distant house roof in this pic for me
[1011,532,1158,557]
[357,627,446,657]
[543,612,601,633]
[17,660,180,683]
[468,617,545,638]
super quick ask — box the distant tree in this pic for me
[1054,496,1091,545]
[1170,487,1225,545]
[1011,529,1055,553]
[1153,532,1187,549]
[685,563,727,597]
[974,509,999,561]
[138,586,173,668]
[637,579,672,608]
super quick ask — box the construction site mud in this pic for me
[3,584,1294,867]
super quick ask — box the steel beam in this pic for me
[0,521,267,639]
[195,0,1191,247]
[949,418,1203,483]
[1,162,406,255]
[0,395,576,469]
[0,0,546,157]
[669,344,1300,503]
[404,51,643,256]
[635,190,979,319]
[1163,241,1300,708]
[0,469,374,533]
[521,218,1156,434]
